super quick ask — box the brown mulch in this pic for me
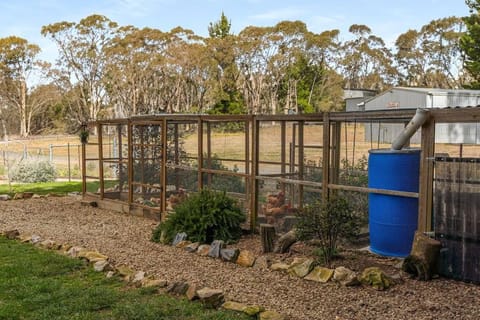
[1,196,479,320]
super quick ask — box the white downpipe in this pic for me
[391,108,430,150]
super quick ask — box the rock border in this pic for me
[0,228,285,319]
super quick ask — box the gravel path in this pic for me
[1,197,479,320]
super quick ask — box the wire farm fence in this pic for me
[0,142,83,181]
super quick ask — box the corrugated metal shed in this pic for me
[364,87,480,144]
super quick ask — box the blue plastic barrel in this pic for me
[368,149,421,257]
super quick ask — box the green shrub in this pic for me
[10,160,56,183]
[296,196,359,265]
[151,189,245,244]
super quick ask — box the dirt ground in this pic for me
[1,196,479,320]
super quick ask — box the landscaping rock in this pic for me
[197,244,211,256]
[0,194,11,201]
[236,250,256,267]
[167,281,189,295]
[222,301,247,312]
[243,305,266,316]
[32,194,42,199]
[208,240,225,258]
[359,267,392,290]
[259,310,285,320]
[132,271,146,286]
[197,287,224,308]
[184,242,200,253]
[304,266,334,283]
[141,278,167,288]
[13,193,24,200]
[106,271,115,278]
[22,192,33,199]
[116,265,135,281]
[39,239,58,250]
[253,256,272,270]
[59,243,72,252]
[5,229,19,240]
[220,248,240,262]
[30,235,41,244]
[93,260,112,272]
[270,262,290,271]
[287,258,314,278]
[175,240,192,249]
[19,234,32,243]
[186,284,199,300]
[333,266,360,287]
[78,251,108,263]
[66,246,85,258]
[172,232,187,246]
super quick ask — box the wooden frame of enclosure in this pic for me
[82,108,480,232]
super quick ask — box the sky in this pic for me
[0,0,472,63]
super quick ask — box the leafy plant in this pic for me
[296,196,359,265]
[152,189,245,244]
[10,160,56,183]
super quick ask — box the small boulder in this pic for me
[172,232,187,246]
[5,229,19,240]
[166,281,189,295]
[220,248,240,263]
[222,301,247,312]
[333,266,360,287]
[141,278,167,288]
[106,271,115,278]
[22,192,33,199]
[208,240,225,258]
[236,250,256,268]
[184,242,200,253]
[93,260,112,272]
[186,284,199,301]
[39,239,58,250]
[32,194,42,199]
[66,246,85,258]
[19,234,32,243]
[30,235,42,244]
[270,262,290,271]
[359,267,392,290]
[259,310,285,320]
[0,194,11,201]
[304,266,334,283]
[197,287,224,309]
[253,256,272,270]
[116,265,135,281]
[78,251,108,263]
[175,240,192,249]
[287,258,314,278]
[13,193,24,200]
[132,271,146,286]
[197,244,211,256]
[243,305,266,316]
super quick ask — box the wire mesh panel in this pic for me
[434,157,480,283]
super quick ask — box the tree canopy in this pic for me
[0,7,476,137]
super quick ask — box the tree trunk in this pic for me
[273,229,297,254]
[260,224,276,253]
[402,231,441,281]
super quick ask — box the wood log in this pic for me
[273,229,297,254]
[402,231,441,280]
[260,224,276,253]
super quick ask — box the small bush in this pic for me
[296,196,359,265]
[10,160,56,183]
[151,189,245,244]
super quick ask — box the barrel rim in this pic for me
[369,148,421,154]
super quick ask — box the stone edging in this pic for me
[0,229,285,320]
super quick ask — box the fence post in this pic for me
[49,144,53,162]
[67,142,71,182]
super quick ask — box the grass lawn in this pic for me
[0,237,250,320]
[0,181,119,196]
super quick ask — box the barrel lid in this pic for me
[369,148,421,154]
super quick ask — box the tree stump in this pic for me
[402,231,442,280]
[260,224,276,253]
[273,229,297,254]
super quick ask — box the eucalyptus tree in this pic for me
[340,24,397,91]
[397,17,464,88]
[0,36,51,137]
[41,14,119,124]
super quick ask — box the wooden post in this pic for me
[322,113,330,202]
[418,118,435,232]
[161,118,168,215]
[260,224,276,253]
[298,121,304,209]
[251,118,260,231]
[81,125,87,195]
[197,118,203,190]
[97,123,104,200]
[127,120,133,204]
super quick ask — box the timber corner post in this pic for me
[80,123,87,196]
[418,115,435,233]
